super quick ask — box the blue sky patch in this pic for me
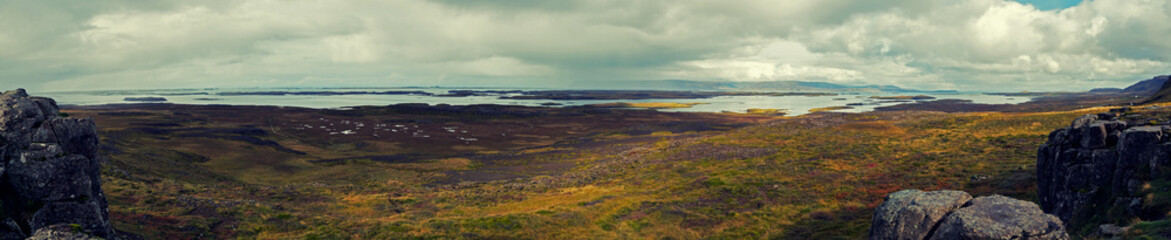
[1014,0,1084,10]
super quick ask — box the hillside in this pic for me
[1144,76,1171,104]
[1123,75,1170,95]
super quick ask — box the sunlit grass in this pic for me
[746,108,787,115]
[808,106,853,112]
[589,102,709,109]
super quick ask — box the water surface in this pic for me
[44,88,1030,116]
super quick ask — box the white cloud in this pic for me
[780,0,1171,90]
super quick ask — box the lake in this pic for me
[42,88,1031,116]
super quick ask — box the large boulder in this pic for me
[929,195,1068,240]
[870,189,972,240]
[0,89,113,239]
[870,190,1068,240]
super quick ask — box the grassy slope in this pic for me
[76,105,1128,239]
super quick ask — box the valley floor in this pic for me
[62,102,1138,239]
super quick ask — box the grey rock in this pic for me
[1070,114,1098,129]
[870,191,1068,240]
[6,154,96,202]
[25,224,102,240]
[31,118,99,159]
[871,189,972,240]
[1125,197,1143,217]
[1080,122,1107,148]
[1098,224,1128,238]
[0,90,58,147]
[1079,120,1127,148]
[0,89,113,239]
[1,89,28,98]
[929,195,1068,240]
[29,202,111,238]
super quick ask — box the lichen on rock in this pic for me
[929,195,1067,240]
[870,189,972,240]
[870,190,1068,240]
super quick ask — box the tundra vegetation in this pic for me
[586,102,709,109]
[64,101,1167,239]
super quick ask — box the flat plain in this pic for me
[65,95,1150,239]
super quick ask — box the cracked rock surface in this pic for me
[870,190,1068,240]
[0,89,112,240]
[1037,109,1171,229]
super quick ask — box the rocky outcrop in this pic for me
[870,190,1068,240]
[1037,108,1171,233]
[0,89,113,239]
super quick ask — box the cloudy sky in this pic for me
[1,0,1169,92]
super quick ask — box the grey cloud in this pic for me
[1,0,1168,92]
[784,0,1171,90]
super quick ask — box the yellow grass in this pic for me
[521,147,570,154]
[389,158,474,171]
[809,106,854,113]
[475,185,620,216]
[838,121,906,134]
[589,102,709,109]
[746,108,787,115]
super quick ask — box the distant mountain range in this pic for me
[1092,75,1170,96]
[568,80,959,93]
